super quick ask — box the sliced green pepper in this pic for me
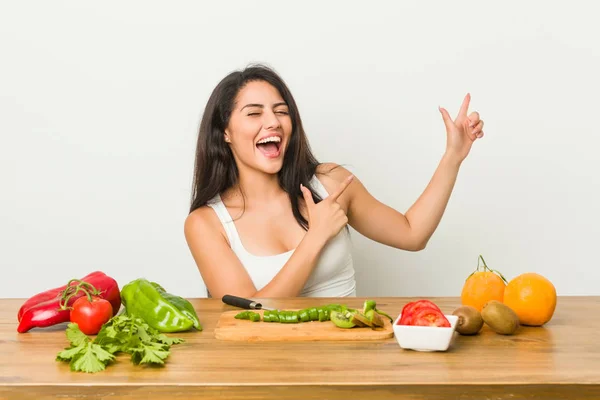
[318,308,328,322]
[325,304,346,312]
[278,311,286,322]
[235,310,261,321]
[283,311,293,323]
[230,302,391,326]
[282,311,299,323]
[363,300,376,314]
[235,311,251,319]
[299,309,310,322]
[363,300,393,322]
[374,307,393,322]
[249,312,260,322]
[270,310,280,322]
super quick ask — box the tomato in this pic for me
[399,300,442,325]
[70,295,113,335]
[411,307,451,327]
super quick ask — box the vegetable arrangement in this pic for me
[234,300,393,329]
[16,272,202,373]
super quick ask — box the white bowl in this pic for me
[392,313,459,352]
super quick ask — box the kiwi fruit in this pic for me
[350,312,373,328]
[351,316,368,327]
[366,310,385,328]
[330,310,356,329]
[452,305,484,335]
[481,300,520,335]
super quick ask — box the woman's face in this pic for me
[224,80,292,176]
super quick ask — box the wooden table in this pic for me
[1,296,599,399]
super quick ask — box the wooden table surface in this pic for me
[1,296,599,400]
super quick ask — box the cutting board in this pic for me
[214,310,394,342]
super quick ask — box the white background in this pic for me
[1,1,598,299]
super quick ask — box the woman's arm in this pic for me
[337,94,485,251]
[341,154,461,251]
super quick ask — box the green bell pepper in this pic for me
[120,278,202,332]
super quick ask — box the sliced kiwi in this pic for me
[351,312,374,328]
[481,300,520,335]
[372,312,385,328]
[351,316,368,327]
[330,310,357,329]
[365,310,385,328]
[452,305,484,335]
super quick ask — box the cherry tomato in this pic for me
[70,295,113,335]
[411,307,451,327]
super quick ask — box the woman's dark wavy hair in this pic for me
[189,64,324,230]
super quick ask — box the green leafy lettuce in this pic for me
[56,314,184,373]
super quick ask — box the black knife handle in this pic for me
[222,294,262,310]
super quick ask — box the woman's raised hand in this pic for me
[439,93,485,163]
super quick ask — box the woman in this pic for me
[184,64,485,299]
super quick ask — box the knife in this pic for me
[222,294,274,310]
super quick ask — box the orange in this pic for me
[461,255,507,311]
[503,273,557,326]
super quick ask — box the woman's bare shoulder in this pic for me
[184,205,229,246]
[315,162,357,207]
[315,162,354,187]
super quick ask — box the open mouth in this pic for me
[256,136,282,158]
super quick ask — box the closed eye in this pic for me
[247,111,288,116]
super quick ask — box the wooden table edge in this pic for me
[2,383,599,400]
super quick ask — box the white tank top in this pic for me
[207,175,357,297]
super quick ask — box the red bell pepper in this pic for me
[17,271,121,333]
[18,271,105,321]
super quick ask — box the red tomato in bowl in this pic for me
[411,307,451,327]
[399,300,443,325]
[70,296,113,335]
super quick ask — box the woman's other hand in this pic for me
[439,93,485,163]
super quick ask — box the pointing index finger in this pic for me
[329,174,354,202]
[457,93,471,119]
[300,184,315,207]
